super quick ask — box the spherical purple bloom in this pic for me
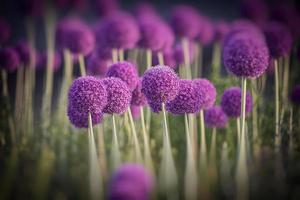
[290,85,300,105]
[95,45,112,60]
[102,77,132,114]
[109,164,154,200]
[106,61,139,91]
[170,5,201,39]
[240,0,269,27]
[173,41,195,65]
[204,106,228,128]
[193,78,216,110]
[152,49,177,69]
[96,12,140,49]
[221,87,252,118]
[263,21,293,59]
[222,33,269,78]
[14,41,36,66]
[67,76,108,128]
[37,51,62,72]
[131,79,147,106]
[86,54,110,77]
[160,22,175,51]
[0,47,20,72]
[147,100,162,113]
[266,58,275,75]
[56,18,95,56]
[134,2,157,18]
[0,18,10,45]
[131,105,141,120]
[213,21,230,42]
[197,17,214,46]
[166,80,201,114]
[142,65,180,104]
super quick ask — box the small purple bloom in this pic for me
[204,106,228,128]
[131,78,147,106]
[106,61,139,91]
[142,65,180,104]
[109,164,154,200]
[222,33,269,78]
[102,77,132,114]
[263,21,293,59]
[213,21,230,42]
[290,85,300,105]
[0,47,20,72]
[221,87,252,118]
[37,51,62,72]
[197,17,214,46]
[67,76,108,128]
[170,5,201,39]
[0,18,10,45]
[166,79,201,114]
[148,100,162,113]
[193,78,216,110]
[86,54,110,77]
[240,0,269,27]
[131,105,141,120]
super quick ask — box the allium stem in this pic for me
[14,66,24,134]
[140,106,154,175]
[209,128,217,165]
[182,38,192,79]
[97,125,107,182]
[88,113,102,199]
[194,44,202,77]
[145,49,152,133]
[146,49,152,70]
[251,79,258,142]
[274,59,280,148]
[236,117,241,146]
[211,42,221,80]
[78,54,86,76]
[127,108,143,163]
[236,77,249,200]
[199,109,207,171]
[282,56,290,102]
[157,51,164,65]
[288,107,293,155]
[112,49,118,63]
[111,114,121,171]
[118,49,124,62]
[184,114,198,200]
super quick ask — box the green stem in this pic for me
[111,114,121,171]
[199,109,207,171]
[157,51,164,66]
[78,54,86,76]
[274,59,280,148]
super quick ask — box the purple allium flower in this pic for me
[240,0,269,27]
[193,78,216,110]
[160,22,175,51]
[106,61,139,91]
[67,76,108,128]
[213,21,230,42]
[131,105,141,119]
[166,80,201,114]
[152,49,177,69]
[148,100,162,113]
[134,2,157,18]
[102,77,132,114]
[263,21,293,59]
[204,106,228,128]
[290,85,300,105]
[37,51,62,72]
[170,5,201,39]
[197,17,214,46]
[220,87,252,118]
[96,11,140,49]
[95,45,112,60]
[173,40,195,65]
[96,0,119,16]
[131,79,147,106]
[86,54,110,77]
[0,18,10,45]
[14,41,36,66]
[0,47,20,72]
[109,164,154,200]
[222,33,269,78]
[56,18,95,56]
[142,66,180,104]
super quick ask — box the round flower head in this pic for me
[166,80,201,114]
[102,77,132,114]
[134,2,157,18]
[222,33,269,78]
[204,106,228,128]
[148,100,162,113]
[131,78,146,106]
[37,51,62,72]
[193,78,216,110]
[263,21,293,59]
[213,21,230,42]
[290,85,300,105]
[170,5,201,39]
[174,41,195,65]
[0,18,10,45]
[152,49,176,69]
[96,11,140,49]
[95,45,112,60]
[56,18,95,56]
[130,105,141,120]
[0,47,20,72]
[197,17,214,46]
[14,41,36,66]
[266,58,275,75]
[160,21,175,51]
[109,164,154,200]
[68,105,103,128]
[106,61,139,91]
[221,87,252,118]
[240,0,269,26]
[142,65,180,104]
[67,76,108,128]
[86,54,110,77]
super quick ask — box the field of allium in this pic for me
[1,0,300,199]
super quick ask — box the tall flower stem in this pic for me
[118,49,124,62]
[182,38,192,79]
[157,51,164,65]
[78,54,86,76]
[274,59,280,149]
[184,114,197,200]
[251,80,258,142]
[236,117,241,146]
[236,77,249,200]
[211,42,221,80]
[145,49,152,133]
[112,49,118,63]
[193,43,202,77]
[199,109,207,171]
[97,125,107,182]
[14,66,24,136]
[110,114,121,171]
[88,113,102,200]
